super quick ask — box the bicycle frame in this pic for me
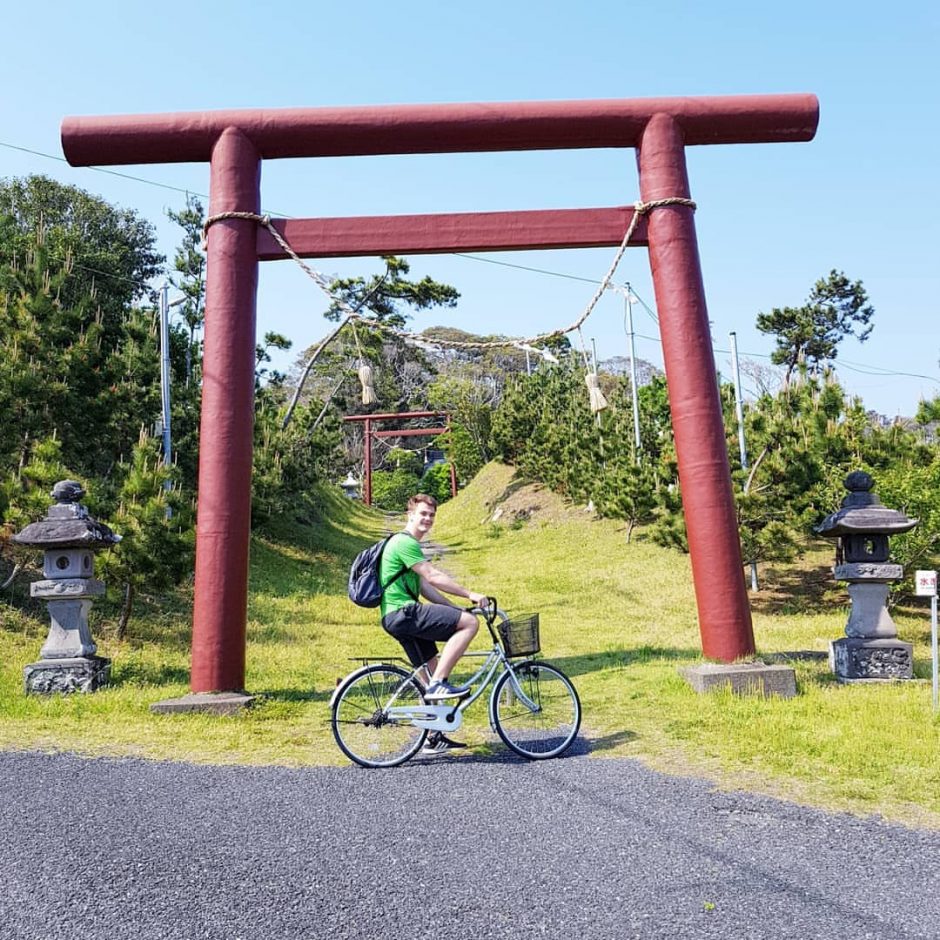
[382,645,541,733]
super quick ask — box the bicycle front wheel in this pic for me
[491,660,581,760]
[331,664,428,768]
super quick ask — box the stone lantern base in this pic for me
[24,656,111,695]
[829,637,913,683]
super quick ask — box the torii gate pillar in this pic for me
[190,129,260,692]
[638,114,754,660]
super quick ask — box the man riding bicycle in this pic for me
[379,493,490,725]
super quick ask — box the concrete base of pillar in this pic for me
[150,692,256,715]
[830,637,913,682]
[24,656,111,694]
[680,661,797,698]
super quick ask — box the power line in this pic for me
[832,360,939,385]
[0,140,208,200]
[3,138,935,391]
[452,251,605,286]
[0,139,302,219]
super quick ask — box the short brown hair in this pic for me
[407,493,438,511]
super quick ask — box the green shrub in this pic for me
[371,468,421,511]
[421,462,454,505]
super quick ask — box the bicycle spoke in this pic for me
[331,665,428,768]
[492,662,581,759]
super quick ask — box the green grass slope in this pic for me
[1,464,938,827]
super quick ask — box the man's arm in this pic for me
[412,560,487,608]
[419,579,460,608]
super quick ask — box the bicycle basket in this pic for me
[498,613,540,657]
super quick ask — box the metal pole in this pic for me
[731,330,759,591]
[730,332,757,591]
[625,284,642,458]
[159,284,172,470]
[590,338,601,427]
[159,284,174,518]
[932,593,938,713]
[729,332,747,470]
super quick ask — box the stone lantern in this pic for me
[12,480,120,694]
[815,471,917,682]
[340,472,360,499]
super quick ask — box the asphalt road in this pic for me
[1,749,939,939]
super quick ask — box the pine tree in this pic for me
[96,430,193,639]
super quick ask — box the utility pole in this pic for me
[624,284,642,459]
[159,283,173,472]
[730,331,758,591]
[590,337,601,428]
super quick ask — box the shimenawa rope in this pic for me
[201,197,695,352]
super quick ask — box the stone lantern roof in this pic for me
[814,471,917,538]
[11,480,121,551]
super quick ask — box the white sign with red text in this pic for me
[915,570,937,597]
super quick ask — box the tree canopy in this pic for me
[323,256,459,327]
[756,270,874,382]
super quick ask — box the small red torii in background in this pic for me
[344,410,458,507]
[61,94,819,693]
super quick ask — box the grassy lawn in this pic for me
[2,464,939,827]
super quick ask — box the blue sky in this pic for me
[1,0,937,416]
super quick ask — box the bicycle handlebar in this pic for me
[468,596,499,624]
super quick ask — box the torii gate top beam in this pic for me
[61,94,818,165]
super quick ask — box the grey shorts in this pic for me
[382,603,463,667]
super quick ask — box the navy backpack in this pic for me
[348,535,414,608]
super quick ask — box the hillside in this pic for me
[0,462,938,826]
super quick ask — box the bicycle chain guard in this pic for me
[386,703,464,733]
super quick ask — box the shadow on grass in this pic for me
[254,687,333,705]
[249,538,348,598]
[490,476,533,508]
[749,557,840,615]
[581,729,639,753]
[249,488,394,599]
[110,662,191,687]
[540,646,703,678]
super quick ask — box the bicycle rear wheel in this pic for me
[491,660,581,760]
[331,664,428,768]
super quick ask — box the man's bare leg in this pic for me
[431,612,478,682]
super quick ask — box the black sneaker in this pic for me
[424,679,471,700]
[421,732,468,755]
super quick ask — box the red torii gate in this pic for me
[61,94,818,692]
[344,410,458,507]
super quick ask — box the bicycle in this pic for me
[330,598,581,768]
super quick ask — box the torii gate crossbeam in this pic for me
[61,94,819,692]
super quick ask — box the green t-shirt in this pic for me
[379,533,424,617]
